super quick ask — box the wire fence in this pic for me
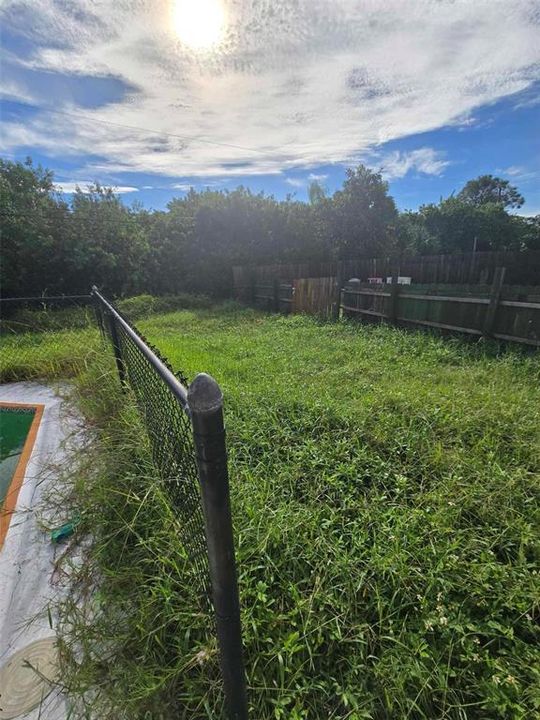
[0,290,248,719]
[95,290,212,600]
[0,296,99,382]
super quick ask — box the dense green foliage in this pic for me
[2,303,538,718]
[457,175,525,209]
[1,158,538,299]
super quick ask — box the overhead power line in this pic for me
[19,103,274,156]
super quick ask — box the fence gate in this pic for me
[293,276,337,317]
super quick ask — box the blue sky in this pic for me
[1,1,539,214]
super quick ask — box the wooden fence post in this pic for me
[388,276,400,324]
[333,261,344,320]
[483,266,506,337]
[273,278,280,313]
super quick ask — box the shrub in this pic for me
[0,305,94,334]
[116,293,212,320]
[115,294,157,320]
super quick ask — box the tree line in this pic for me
[1,157,538,298]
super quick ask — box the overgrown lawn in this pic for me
[136,307,540,719]
[2,304,539,719]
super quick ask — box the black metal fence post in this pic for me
[91,287,106,339]
[107,310,126,387]
[188,373,248,720]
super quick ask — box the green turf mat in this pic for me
[0,407,35,505]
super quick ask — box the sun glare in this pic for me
[172,0,226,50]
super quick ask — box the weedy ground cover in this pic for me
[2,303,539,719]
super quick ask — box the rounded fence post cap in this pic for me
[188,373,223,413]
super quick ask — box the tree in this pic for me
[415,196,533,253]
[512,215,540,250]
[1,156,537,300]
[457,175,524,209]
[308,180,326,205]
[325,166,397,257]
[68,184,149,295]
[395,211,439,255]
[0,158,72,296]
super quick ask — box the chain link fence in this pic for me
[96,291,212,601]
[0,295,99,382]
[0,290,248,719]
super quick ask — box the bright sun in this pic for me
[172,0,226,50]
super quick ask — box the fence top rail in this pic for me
[0,294,92,303]
[91,286,189,412]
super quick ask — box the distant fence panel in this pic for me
[279,282,293,314]
[341,281,540,346]
[293,277,336,317]
[233,250,540,292]
[246,276,540,346]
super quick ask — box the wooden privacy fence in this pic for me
[252,277,337,317]
[233,249,540,292]
[249,271,540,347]
[341,273,540,347]
[293,277,337,318]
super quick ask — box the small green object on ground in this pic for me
[51,516,80,543]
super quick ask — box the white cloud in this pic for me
[502,165,526,176]
[170,183,193,191]
[377,147,450,180]
[170,179,226,190]
[55,181,138,194]
[141,184,154,189]
[1,0,539,179]
[285,178,306,187]
[496,165,538,183]
[513,206,540,217]
[513,91,540,109]
[286,173,327,187]
[500,165,538,180]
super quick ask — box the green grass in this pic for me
[3,304,539,718]
[137,308,540,719]
[1,309,100,383]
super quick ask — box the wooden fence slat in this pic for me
[233,249,540,289]
[339,279,540,346]
[249,276,540,347]
[292,277,336,317]
[400,294,490,304]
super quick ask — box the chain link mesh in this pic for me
[0,300,99,383]
[98,300,212,606]
[1,294,212,606]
